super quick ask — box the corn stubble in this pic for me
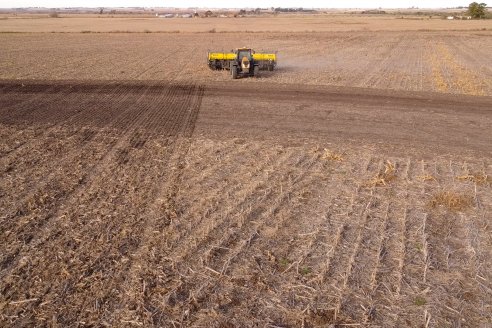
[2,123,490,327]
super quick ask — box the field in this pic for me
[1,30,492,96]
[1,15,492,33]
[1,15,492,327]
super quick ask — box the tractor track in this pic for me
[0,81,205,324]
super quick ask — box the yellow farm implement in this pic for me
[207,47,277,79]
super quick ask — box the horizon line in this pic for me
[0,6,470,9]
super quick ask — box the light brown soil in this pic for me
[1,15,492,33]
[1,31,491,96]
[1,27,492,327]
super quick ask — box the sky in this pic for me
[0,0,470,8]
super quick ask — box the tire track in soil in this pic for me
[0,81,153,278]
[0,124,29,154]
[7,82,181,248]
[0,82,82,124]
[0,82,198,276]
[172,140,263,213]
[0,85,148,326]
[311,195,372,324]
[108,82,198,165]
[0,128,113,231]
[328,195,376,324]
[0,82,205,327]
[109,84,204,326]
[0,80,110,163]
[0,83,59,116]
[113,139,252,272]
[1,145,155,326]
[0,81,140,220]
[274,158,372,326]
[0,135,115,274]
[0,80,174,183]
[0,127,100,202]
[0,83,79,158]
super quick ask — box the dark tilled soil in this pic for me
[2,80,491,155]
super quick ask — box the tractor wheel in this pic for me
[232,67,238,79]
[254,66,259,77]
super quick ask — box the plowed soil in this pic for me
[1,27,492,328]
[1,31,492,96]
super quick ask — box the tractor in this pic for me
[208,48,277,79]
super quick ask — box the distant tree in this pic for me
[467,2,488,18]
[99,7,104,14]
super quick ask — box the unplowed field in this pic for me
[1,27,492,327]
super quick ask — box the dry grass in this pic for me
[428,41,488,96]
[428,191,474,211]
[321,148,344,161]
[366,160,396,187]
[457,173,491,185]
[418,174,437,182]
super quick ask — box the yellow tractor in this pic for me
[207,48,277,79]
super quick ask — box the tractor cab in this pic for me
[230,48,258,79]
[236,48,253,61]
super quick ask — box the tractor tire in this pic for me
[254,66,259,77]
[232,67,238,79]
